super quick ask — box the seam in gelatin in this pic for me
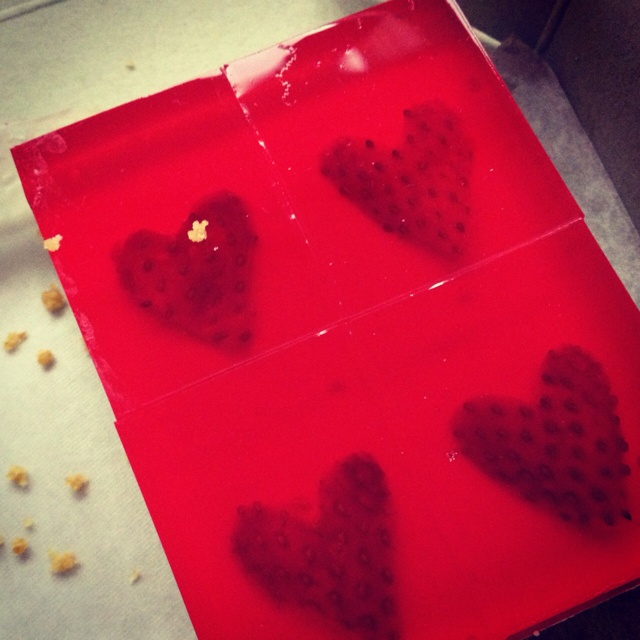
[117,217,586,422]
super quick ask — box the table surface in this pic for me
[1,2,639,639]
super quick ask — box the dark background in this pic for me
[456,1,640,637]
[457,0,640,235]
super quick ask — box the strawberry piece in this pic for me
[233,453,399,640]
[451,345,632,528]
[320,101,472,259]
[114,191,257,348]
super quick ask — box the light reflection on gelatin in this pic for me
[339,46,368,73]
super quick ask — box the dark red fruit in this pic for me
[114,191,257,348]
[320,101,472,259]
[233,453,399,640]
[452,345,632,528]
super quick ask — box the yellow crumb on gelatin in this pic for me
[187,219,208,242]
[7,465,29,487]
[37,349,55,368]
[12,537,29,556]
[3,331,27,352]
[129,568,142,584]
[48,550,77,574]
[41,283,66,313]
[65,473,89,492]
[43,234,62,251]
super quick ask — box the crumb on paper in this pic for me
[187,219,209,243]
[12,537,29,556]
[7,465,29,487]
[37,349,55,368]
[23,517,35,530]
[65,473,89,492]
[3,331,27,352]
[48,550,77,573]
[41,283,66,313]
[129,568,142,584]
[43,234,62,252]
[125,61,136,71]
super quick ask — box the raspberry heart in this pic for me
[114,191,257,348]
[320,101,472,259]
[232,453,399,640]
[451,345,632,528]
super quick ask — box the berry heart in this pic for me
[232,453,399,640]
[320,101,472,259]
[114,191,257,348]
[451,345,633,528]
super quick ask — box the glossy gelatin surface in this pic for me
[116,223,640,640]
[11,1,640,639]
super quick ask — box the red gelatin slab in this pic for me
[10,1,640,638]
[11,74,336,416]
[116,222,640,640]
[225,0,583,315]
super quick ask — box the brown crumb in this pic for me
[7,465,29,487]
[129,568,142,584]
[41,283,66,313]
[37,349,55,368]
[65,473,89,492]
[3,331,27,352]
[48,550,77,573]
[12,537,29,556]
[43,234,62,251]
[187,219,209,242]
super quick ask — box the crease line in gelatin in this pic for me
[117,217,586,424]
[300,217,587,333]
[219,67,322,264]
[417,217,585,293]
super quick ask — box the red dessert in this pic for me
[11,0,640,639]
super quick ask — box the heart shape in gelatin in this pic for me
[320,101,473,260]
[114,191,257,349]
[232,453,399,640]
[451,345,633,528]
